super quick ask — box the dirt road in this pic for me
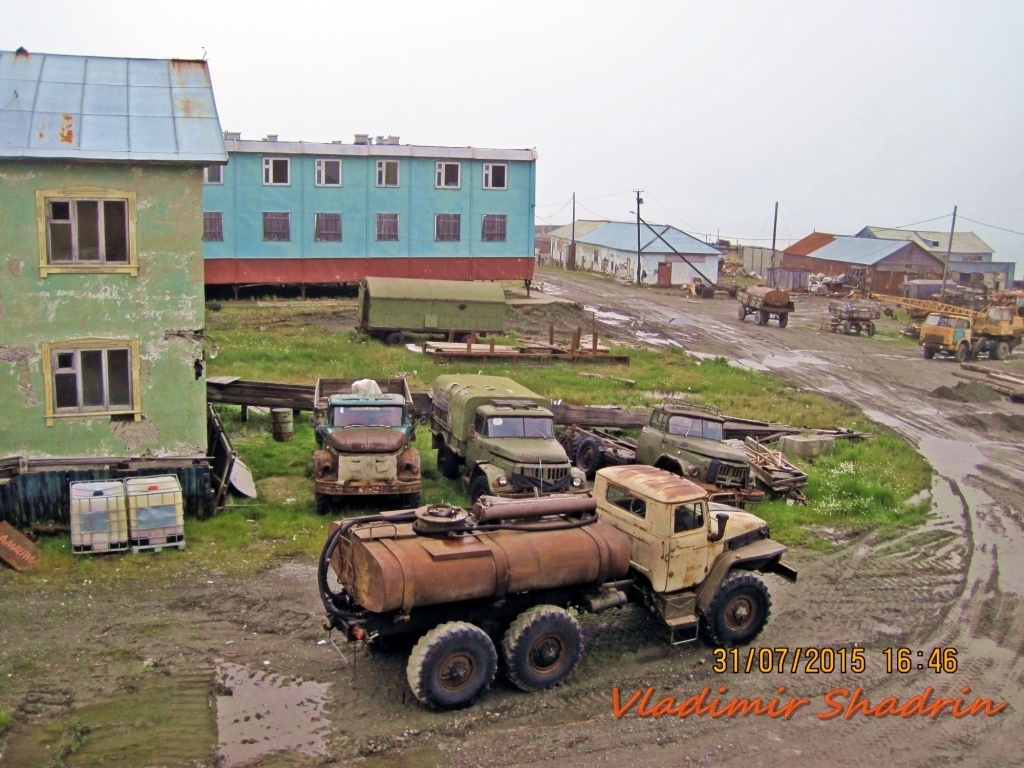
[1,268,1021,767]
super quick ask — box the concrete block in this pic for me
[779,434,835,459]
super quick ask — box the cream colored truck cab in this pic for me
[594,465,797,644]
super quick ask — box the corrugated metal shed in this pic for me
[0,49,226,162]
[556,220,721,256]
[807,236,910,265]
[858,226,993,256]
[363,276,506,302]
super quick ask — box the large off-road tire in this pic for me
[314,492,334,516]
[923,345,935,360]
[737,304,747,321]
[778,312,789,328]
[406,622,497,710]
[574,437,605,478]
[502,606,582,692]
[700,571,771,647]
[437,446,460,479]
[756,310,769,326]
[469,475,491,505]
[955,341,970,363]
[992,341,1010,361]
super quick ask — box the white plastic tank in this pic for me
[69,480,130,554]
[125,475,185,552]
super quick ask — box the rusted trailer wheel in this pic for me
[778,312,789,328]
[407,622,497,710]
[699,571,771,647]
[737,304,747,321]
[502,605,582,691]
[575,438,605,478]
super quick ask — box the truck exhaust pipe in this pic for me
[473,494,597,523]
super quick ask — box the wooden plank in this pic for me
[0,521,43,571]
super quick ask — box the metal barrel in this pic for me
[473,494,597,522]
[271,408,294,442]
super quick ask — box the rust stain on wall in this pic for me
[59,114,74,144]
[0,346,31,363]
[110,416,159,451]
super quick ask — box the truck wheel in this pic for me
[384,331,404,346]
[407,622,497,711]
[469,475,491,504]
[502,606,582,692]
[865,321,875,337]
[700,571,771,647]
[992,341,1010,361]
[737,304,747,322]
[756,310,769,326]
[437,446,460,479]
[402,492,421,508]
[575,438,605,478]
[778,312,789,328]
[955,342,970,363]
[839,320,850,335]
[314,493,334,516]
[923,346,935,360]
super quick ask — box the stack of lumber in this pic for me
[739,437,808,494]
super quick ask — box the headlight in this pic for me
[495,476,509,487]
[571,477,583,488]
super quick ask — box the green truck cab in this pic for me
[429,375,587,502]
[312,378,421,513]
[633,401,754,495]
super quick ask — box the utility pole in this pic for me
[570,193,576,270]
[770,201,778,288]
[939,206,957,302]
[635,190,644,285]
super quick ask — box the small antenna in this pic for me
[201,47,208,60]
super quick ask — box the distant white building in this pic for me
[548,220,722,286]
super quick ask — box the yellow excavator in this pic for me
[872,293,1023,361]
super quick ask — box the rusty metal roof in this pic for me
[598,465,706,503]
[783,231,836,256]
[0,49,226,163]
[363,276,506,303]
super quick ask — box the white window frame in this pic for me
[376,160,400,187]
[203,165,224,184]
[41,339,142,426]
[203,212,224,242]
[314,212,343,242]
[483,163,508,190]
[435,161,461,189]
[262,157,290,185]
[434,213,461,242]
[376,213,400,241]
[315,158,342,187]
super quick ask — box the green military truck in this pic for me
[359,277,507,345]
[312,378,421,513]
[430,375,587,503]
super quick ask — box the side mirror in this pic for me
[708,512,729,543]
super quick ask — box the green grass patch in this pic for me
[0,706,12,733]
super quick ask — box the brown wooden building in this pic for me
[780,234,942,293]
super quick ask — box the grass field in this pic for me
[14,299,932,585]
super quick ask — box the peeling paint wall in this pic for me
[0,160,206,459]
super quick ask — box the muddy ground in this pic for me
[2,267,1023,767]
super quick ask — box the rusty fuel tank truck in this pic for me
[319,465,797,710]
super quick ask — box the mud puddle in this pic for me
[215,661,331,765]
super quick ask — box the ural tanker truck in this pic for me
[319,465,798,710]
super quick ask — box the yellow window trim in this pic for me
[41,339,142,427]
[36,187,139,277]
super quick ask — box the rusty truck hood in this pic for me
[326,428,407,454]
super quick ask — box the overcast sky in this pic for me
[6,1,1023,274]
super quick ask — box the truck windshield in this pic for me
[668,416,723,441]
[332,406,404,428]
[485,416,554,438]
[924,314,951,327]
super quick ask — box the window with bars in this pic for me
[481,214,507,242]
[262,157,290,185]
[315,159,342,186]
[203,165,223,184]
[45,198,129,264]
[376,160,400,187]
[435,213,461,242]
[203,212,224,242]
[483,163,507,189]
[376,213,399,241]
[435,161,461,189]
[41,340,141,424]
[263,212,291,241]
[315,213,342,242]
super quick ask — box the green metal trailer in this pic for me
[358,277,507,345]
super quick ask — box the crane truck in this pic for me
[319,465,798,710]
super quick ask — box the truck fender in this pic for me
[655,456,698,480]
[476,463,508,487]
[313,449,333,480]
[695,538,796,615]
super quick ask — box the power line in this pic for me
[958,215,1024,238]
[579,190,633,203]
[889,214,951,229]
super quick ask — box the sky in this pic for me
[5,0,1023,276]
